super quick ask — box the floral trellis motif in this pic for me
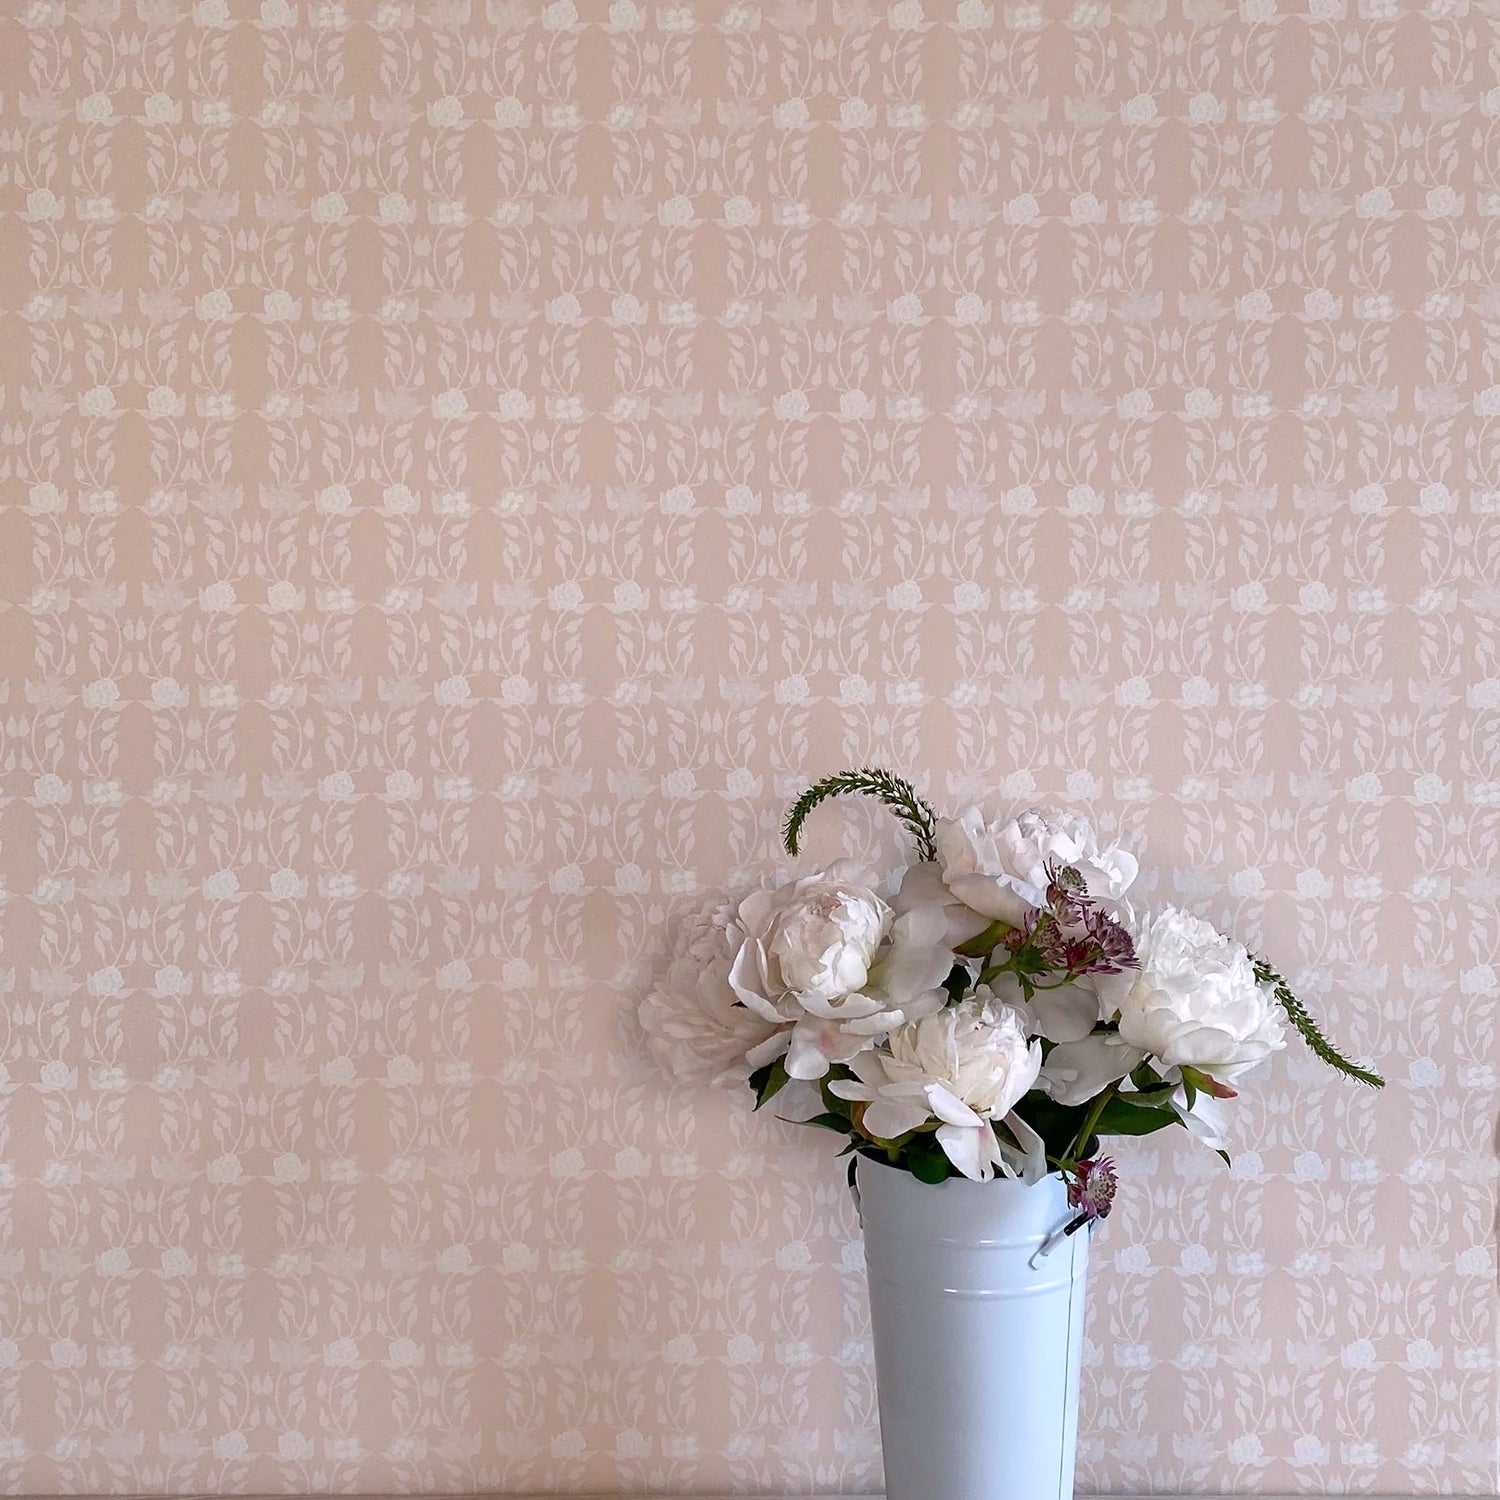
[2,0,1496,1494]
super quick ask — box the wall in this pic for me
[2,0,1497,1493]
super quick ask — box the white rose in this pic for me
[638,899,781,1087]
[1107,907,1286,1082]
[935,805,1138,924]
[831,995,1042,1180]
[728,862,952,1080]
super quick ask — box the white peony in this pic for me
[892,859,991,947]
[638,898,781,1086]
[830,995,1043,1181]
[728,862,952,1080]
[1106,907,1286,1082]
[985,969,1104,1045]
[1038,1031,1143,1107]
[935,806,1138,925]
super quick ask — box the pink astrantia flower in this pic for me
[1067,1157,1118,1223]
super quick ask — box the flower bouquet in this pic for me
[642,768,1382,1500]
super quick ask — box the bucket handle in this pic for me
[1030,1211,1094,1268]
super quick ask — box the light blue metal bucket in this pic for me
[857,1158,1091,1500]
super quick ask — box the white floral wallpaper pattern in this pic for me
[4,0,1498,1493]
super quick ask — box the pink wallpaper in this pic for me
[3,0,1497,1494]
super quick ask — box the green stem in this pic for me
[1067,1078,1123,1163]
[955,919,1013,958]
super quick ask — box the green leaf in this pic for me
[1129,1061,1167,1091]
[1012,1093,1092,1161]
[782,767,939,862]
[1115,1085,1176,1109]
[748,1058,790,1111]
[905,1139,952,1184]
[1089,1097,1180,1140]
[818,1071,857,1117]
[791,1112,856,1134]
[1252,956,1385,1088]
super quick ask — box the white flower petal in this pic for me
[925,1083,983,1129]
[828,1078,874,1102]
[1028,982,1102,1043]
[867,920,953,1005]
[863,1097,932,1141]
[728,940,785,1020]
[935,1120,1000,1181]
[1039,1033,1144,1107]
[998,1110,1047,1183]
[894,861,951,912]
[793,988,886,1021]
[894,861,992,944]
[946,873,1034,924]
[936,805,1138,924]
[890,901,950,948]
[1078,848,1138,899]
[783,1016,879,1080]
[771,1078,827,1123]
[1172,1086,1231,1150]
[744,1028,791,1068]
[843,985,947,1036]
